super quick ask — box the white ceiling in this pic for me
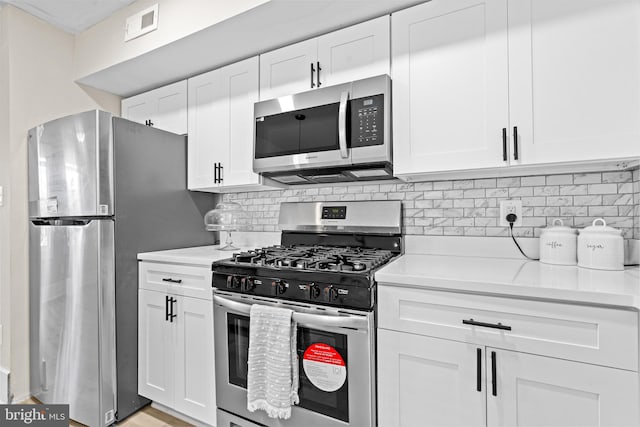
[0,0,135,34]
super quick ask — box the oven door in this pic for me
[213,291,376,427]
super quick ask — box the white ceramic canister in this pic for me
[577,218,624,271]
[539,219,578,265]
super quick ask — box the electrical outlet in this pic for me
[499,200,522,227]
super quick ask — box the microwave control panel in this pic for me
[351,94,384,147]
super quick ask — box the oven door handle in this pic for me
[214,295,369,330]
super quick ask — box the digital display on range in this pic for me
[321,206,347,220]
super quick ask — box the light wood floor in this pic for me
[23,398,193,426]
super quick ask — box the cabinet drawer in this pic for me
[139,262,212,300]
[378,286,638,371]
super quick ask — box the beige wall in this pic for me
[0,5,120,400]
[74,0,267,81]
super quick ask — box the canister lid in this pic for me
[579,218,622,236]
[541,218,577,235]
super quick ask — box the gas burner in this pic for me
[229,245,394,274]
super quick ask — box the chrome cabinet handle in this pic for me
[476,348,482,392]
[338,90,350,159]
[316,61,322,87]
[513,126,519,160]
[502,128,507,161]
[491,351,497,396]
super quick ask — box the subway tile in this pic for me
[559,185,588,196]
[371,193,389,200]
[521,197,547,207]
[404,191,424,200]
[618,206,634,216]
[333,186,348,194]
[602,171,632,183]
[443,208,465,217]
[546,174,573,185]
[475,198,497,208]
[509,187,533,197]
[497,177,521,187]
[415,217,434,226]
[464,227,486,236]
[339,194,356,201]
[601,217,634,228]
[485,227,509,237]
[560,206,588,216]
[546,196,573,206]
[304,188,320,196]
[355,193,372,201]
[587,183,617,194]
[346,185,363,194]
[521,176,546,186]
[387,192,406,200]
[522,217,547,227]
[443,190,464,199]
[618,183,633,194]
[397,183,414,191]
[443,227,465,235]
[379,184,396,192]
[404,208,424,218]
[522,207,534,216]
[319,187,333,195]
[454,218,475,226]
[486,208,500,217]
[453,199,475,208]
[588,206,618,216]
[573,195,602,206]
[433,181,453,190]
[486,188,509,198]
[424,227,444,235]
[403,226,424,235]
[453,180,474,189]
[362,184,379,193]
[424,209,445,217]
[463,189,486,198]
[534,207,560,217]
[512,227,534,237]
[574,173,602,184]
[404,200,415,209]
[414,182,433,191]
[464,208,486,217]
[435,199,454,208]
[533,186,560,196]
[474,178,497,188]
[602,194,633,205]
[434,218,454,227]
[475,217,497,227]
[415,200,434,209]
[423,190,444,199]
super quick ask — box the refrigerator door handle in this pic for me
[31,219,92,226]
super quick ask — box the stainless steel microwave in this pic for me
[253,75,392,185]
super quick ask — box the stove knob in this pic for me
[226,275,240,289]
[240,277,255,292]
[272,280,287,295]
[309,284,320,299]
[325,286,339,302]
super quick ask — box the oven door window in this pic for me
[226,313,349,422]
[297,327,349,422]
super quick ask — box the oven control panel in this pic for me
[212,272,373,310]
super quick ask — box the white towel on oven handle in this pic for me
[247,304,299,419]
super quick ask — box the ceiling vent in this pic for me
[124,3,158,42]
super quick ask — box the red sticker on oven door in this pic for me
[302,343,346,392]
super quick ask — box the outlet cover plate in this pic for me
[499,199,522,227]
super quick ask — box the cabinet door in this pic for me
[152,80,188,135]
[509,0,640,165]
[259,38,318,100]
[392,0,509,175]
[138,289,174,407]
[121,80,187,135]
[218,57,261,189]
[187,69,219,190]
[173,296,216,425]
[377,329,485,427]
[487,348,639,427]
[317,16,390,87]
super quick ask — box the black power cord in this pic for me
[507,213,539,261]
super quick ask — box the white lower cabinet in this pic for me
[138,263,215,426]
[377,286,640,427]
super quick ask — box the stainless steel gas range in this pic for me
[212,200,402,427]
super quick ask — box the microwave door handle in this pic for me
[338,90,350,159]
[214,294,368,330]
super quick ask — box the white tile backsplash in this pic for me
[223,169,640,239]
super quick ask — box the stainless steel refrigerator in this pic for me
[28,110,216,426]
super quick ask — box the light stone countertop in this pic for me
[375,253,640,309]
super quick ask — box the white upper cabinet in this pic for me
[392,0,509,175]
[508,0,640,165]
[121,80,188,135]
[188,56,274,192]
[392,0,640,179]
[259,16,390,100]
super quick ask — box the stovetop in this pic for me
[228,245,395,274]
